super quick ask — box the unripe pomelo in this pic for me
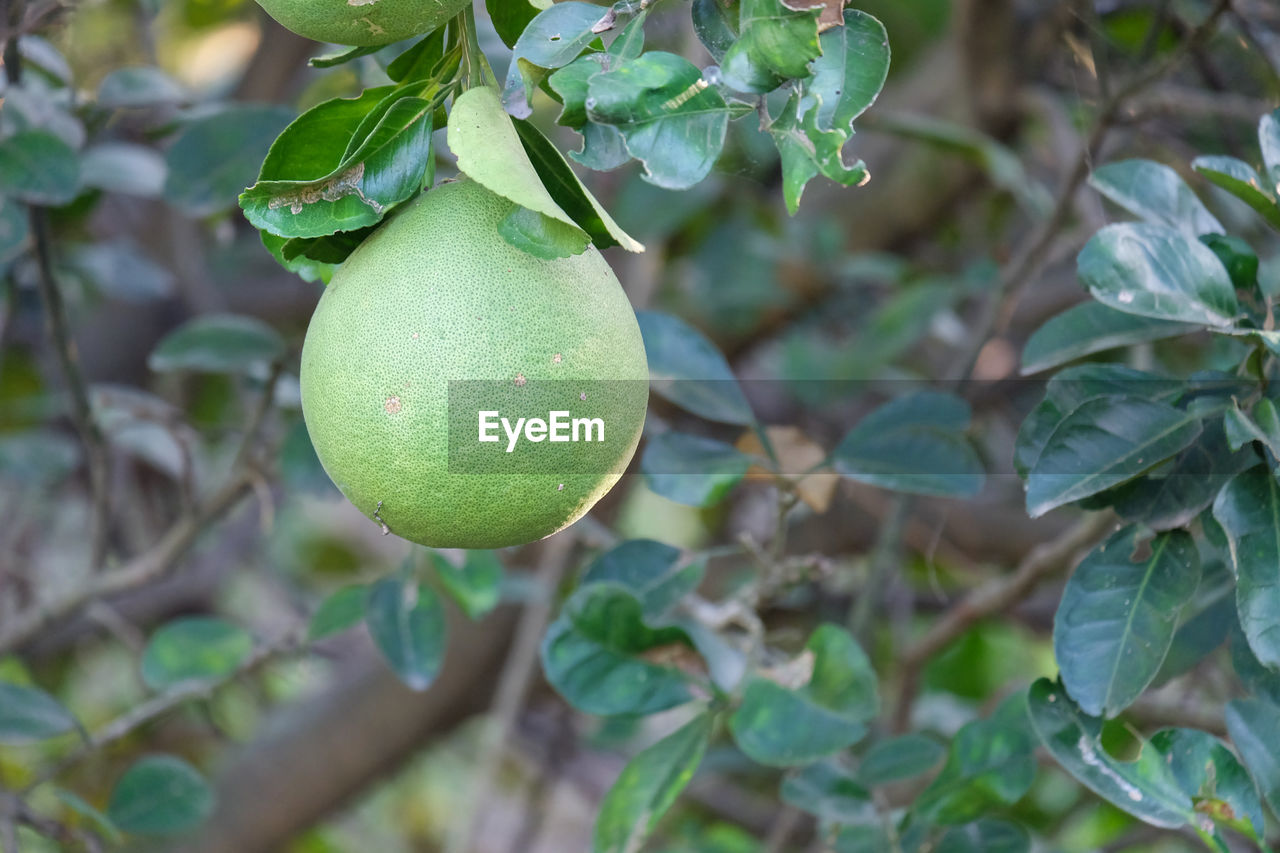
[299,178,649,549]
[254,0,468,46]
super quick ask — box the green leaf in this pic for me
[488,0,552,49]
[1224,399,1280,455]
[805,10,890,134]
[97,66,187,108]
[722,0,820,87]
[0,682,80,743]
[834,391,985,498]
[1054,526,1200,717]
[163,104,293,217]
[691,0,736,63]
[1020,302,1199,375]
[502,1,606,117]
[1192,155,1280,230]
[365,575,447,691]
[140,617,253,690]
[1089,159,1223,237]
[497,203,592,258]
[261,231,335,284]
[242,92,434,239]
[68,242,174,302]
[80,143,167,198]
[308,584,370,641]
[1260,110,1280,183]
[107,755,214,836]
[447,85,589,256]
[608,8,647,60]
[511,116,644,251]
[1155,560,1234,685]
[936,820,1030,853]
[586,52,730,189]
[641,432,751,507]
[309,44,382,69]
[431,550,504,620]
[385,29,453,82]
[856,733,944,786]
[914,692,1037,824]
[147,313,286,376]
[0,194,29,262]
[770,92,868,214]
[1078,222,1239,327]
[1025,395,1203,518]
[1225,698,1280,819]
[636,311,754,425]
[729,624,878,766]
[1150,727,1264,842]
[780,758,873,823]
[1200,233,1259,293]
[580,539,703,620]
[54,789,122,845]
[0,130,80,205]
[541,583,695,716]
[1027,678,1193,828]
[1212,466,1280,669]
[593,713,712,853]
[1230,616,1280,706]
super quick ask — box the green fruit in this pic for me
[299,178,649,549]
[254,0,468,46]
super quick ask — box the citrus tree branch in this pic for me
[891,512,1114,726]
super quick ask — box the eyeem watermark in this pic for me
[478,410,605,452]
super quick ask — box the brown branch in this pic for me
[892,512,1114,727]
[950,0,1233,384]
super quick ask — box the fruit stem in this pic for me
[457,5,496,91]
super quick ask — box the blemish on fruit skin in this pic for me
[514,373,527,387]
[348,0,378,5]
[411,332,420,340]
[579,392,587,401]
[552,353,562,364]
[385,396,402,414]
[557,483,564,491]
[373,500,390,535]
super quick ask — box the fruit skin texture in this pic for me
[299,178,649,549]
[254,0,469,47]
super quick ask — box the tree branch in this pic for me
[892,512,1114,726]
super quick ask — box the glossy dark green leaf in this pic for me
[1089,159,1223,237]
[1021,302,1198,375]
[594,713,712,853]
[549,54,608,129]
[80,143,167,198]
[97,66,187,108]
[1224,399,1280,457]
[261,231,335,284]
[1151,727,1264,842]
[243,94,433,239]
[541,583,695,716]
[586,52,730,189]
[502,1,605,117]
[936,820,1030,853]
[729,624,878,766]
[1027,678,1193,828]
[834,392,985,498]
[164,105,293,217]
[385,28,453,82]
[636,311,753,425]
[771,92,867,214]
[511,117,644,251]
[691,0,737,62]
[308,584,370,641]
[309,44,381,69]
[107,755,214,836]
[806,10,889,134]
[431,550,504,620]
[0,130,80,205]
[1054,526,1200,717]
[147,313,286,375]
[140,617,253,690]
[1230,615,1280,706]
[497,203,591,258]
[641,432,751,507]
[1025,395,1202,518]
[0,682,80,743]
[0,194,28,261]
[488,0,550,49]
[581,539,703,620]
[1225,698,1280,819]
[722,0,819,84]
[915,692,1036,824]
[365,575,447,691]
[780,758,873,823]
[1192,155,1280,230]
[1078,222,1238,327]
[1213,466,1280,669]
[856,733,944,786]
[1200,233,1259,293]
[1154,560,1234,685]
[448,85,589,255]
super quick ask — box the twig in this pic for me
[847,494,910,644]
[24,626,306,793]
[949,0,1233,385]
[445,531,577,853]
[0,469,255,655]
[891,512,1113,727]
